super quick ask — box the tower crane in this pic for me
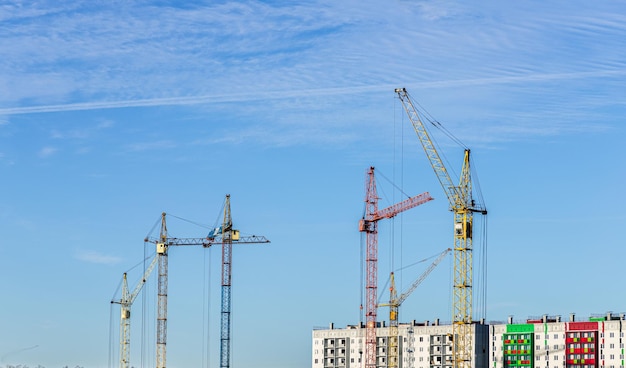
[111,255,158,368]
[144,213,216,368]
[379,248,451,368]
[395,88,487,368]
[143,195,270,368]
[359,166,434,368]
[208,194,272,368]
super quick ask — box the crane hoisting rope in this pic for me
[144,215,162,242]
[408,97,468,150]
[202,242,213,368]
[375,169,414,201]
[168,213,214,230]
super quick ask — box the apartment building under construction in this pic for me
[312,312,625,368]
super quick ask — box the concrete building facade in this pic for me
[312,320,489,368]
[313,313,624,368]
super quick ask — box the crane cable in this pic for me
[202,244,212,368]
[377,249,449,305]
[408,94,468,150]
[359,230,365,324]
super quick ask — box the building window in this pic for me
[315,359,318,364]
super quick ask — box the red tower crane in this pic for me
[358,166,433,368]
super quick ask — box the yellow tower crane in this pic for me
[379,248,451,368]
[112,255,158,368]
[395,88,487,368]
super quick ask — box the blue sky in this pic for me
[1,1,625,367]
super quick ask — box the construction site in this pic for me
[312,89,626,368]
[108,88,625,368]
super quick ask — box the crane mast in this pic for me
[149,214,218,368]
[156,213,168,368]
[359,166,433,368]
[380,248,451,368]
[220,194,234,368]
[395,88,487,368]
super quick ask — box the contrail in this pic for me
[1,345,39,362]
[0,69,623,116]
[0,85,392,116]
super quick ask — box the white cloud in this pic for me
[74,249,123,265]
[125,139,177,152]
[38,146,58,157]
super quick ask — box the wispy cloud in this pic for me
[74,249,123,265]
[125,139,178,152]
[0,0,625,147]
[38,146,58,158]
